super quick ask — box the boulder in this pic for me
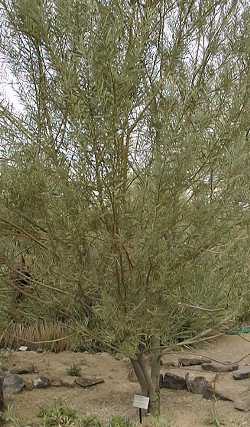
[32,376,50,389]
[10,364,36,375]
[235,394,250,412]
[233,367,250,380]
[75,376,104,388]
[185,372,216,395]
[24,380,33,391]
[3,374,25,394]
[178,357,209,367]
[202,383,235,401]
[161,372,186,390]
[64,377,80,387]
[50,377,63,387]
[50,377,76,387]
[61,377,78,387]
[202,362,239,373]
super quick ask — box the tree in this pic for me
[0,0,249,415]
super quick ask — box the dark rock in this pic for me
[202,362,239,373]
[75,376,104,388]
[32,376,50,389]
[185,372,216,395]
[178,357,209,367]
[3,374,25,394]
[161,372,186,390]
[233,367,250,380]
[50,377,63,387]
[159,374,164,387]
[10,365,36,375]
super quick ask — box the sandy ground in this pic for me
[3,334,250,426]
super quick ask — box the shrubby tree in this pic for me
[0,0,249,414]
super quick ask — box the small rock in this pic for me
[202,362,239,372]
[24,380,33,391]
[202,384,234,401]
[233,367,250,380]
[58,377,76,387]
[33,376,50,389]
[75,376,104,388]
[50,377,76,388]
[161,372,186,390]
[10,365,36,375]
[235,396,250,412]
[36,348,44,353]
[178,357,209,367]
[50,377,62,387]
[19,346,28,352]
[185,372,216,395]
[3,374,25,394]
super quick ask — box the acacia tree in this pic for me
[0,0,249,415]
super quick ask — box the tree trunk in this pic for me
[130,335,161,417]
[149,335,161,416]
[0,376,4,412]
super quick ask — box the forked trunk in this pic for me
[130,336,161,417]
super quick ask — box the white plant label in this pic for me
[133,394,149,410]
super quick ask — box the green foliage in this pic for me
[108,416,133,427]
[205,403,225,427]
[66,363,81,377]
[148,417,172,427]
[0,0,249,364]
[0,351,8,372]
[38,402,78,426]
[79,416,102,427]
[38,404,133,427]
[0,404,23,427]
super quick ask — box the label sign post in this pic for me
[133,394,149,424]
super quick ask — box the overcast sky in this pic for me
[0,56,23,113]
